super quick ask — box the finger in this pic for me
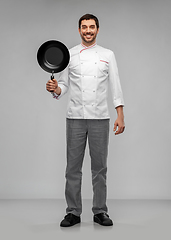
[47,81,55,85]
[49,86,56,91]
[120,126,125,133]
[122,126,125,133]
[115,129,120,135]
[46,85,55,91]
[115,126,125,135]
[46,87,53,92]
[46,83,55,89]
[46,82,52,87]
[113,122,117,132]
[115,126,122,135]
[46,81,52,86]
[113,126,117,132]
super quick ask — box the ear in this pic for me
[78,28,81,34]
[97,28,99,34]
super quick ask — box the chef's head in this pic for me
[78,14,99,46]
[79,14,99,30]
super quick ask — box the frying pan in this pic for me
[37,40,70,80]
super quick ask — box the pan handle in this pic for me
[51,71,54,80]
[50,71,55,92]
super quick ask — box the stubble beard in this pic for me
[81,33,97,44]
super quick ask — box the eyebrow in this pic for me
[81,24,95,27]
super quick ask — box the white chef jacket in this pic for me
[52,42,124,119]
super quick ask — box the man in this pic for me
[46,14,125,227]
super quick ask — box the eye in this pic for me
[82,26,87,29]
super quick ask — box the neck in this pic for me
[81,40,96,47]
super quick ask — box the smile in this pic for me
[85,34,93,38]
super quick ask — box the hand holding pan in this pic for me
[37,40,70,82]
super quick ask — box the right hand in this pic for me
[46,79,58,92]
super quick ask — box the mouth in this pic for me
[84,34,93,37]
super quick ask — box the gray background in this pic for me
[0,0,171,200]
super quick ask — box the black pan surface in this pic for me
[37,40,70,75]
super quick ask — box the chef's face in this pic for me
[79,19,99,46]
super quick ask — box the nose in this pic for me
[86,27,91,32]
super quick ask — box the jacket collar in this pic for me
[80,42,97,53]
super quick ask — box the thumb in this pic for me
[113,121,117,132]
[52,79,58,88]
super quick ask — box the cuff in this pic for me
[51,92,59,100]
[114,99,125,108]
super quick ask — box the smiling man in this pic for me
[46,14,125,227]
[78,18,99,46]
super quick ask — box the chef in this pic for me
[46,13,125,227]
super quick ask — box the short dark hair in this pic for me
[79,14,99,29]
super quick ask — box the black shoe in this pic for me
[94,213,113,226]
[60,213,81,227]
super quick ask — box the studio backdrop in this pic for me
[0,0,171,199]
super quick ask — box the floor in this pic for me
[0,199,171,240]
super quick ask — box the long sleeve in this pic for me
[108,52,124,108]
[52,65,69,100]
